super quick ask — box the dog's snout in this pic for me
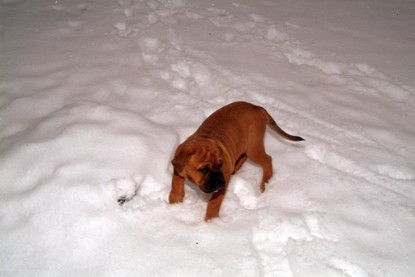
[201,170,225,193]
[207,181,224,193]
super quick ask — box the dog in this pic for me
[169,101,304,221]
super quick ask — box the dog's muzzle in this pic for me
[201,170,225,193]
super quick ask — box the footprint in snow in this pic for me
[251,213,312,276]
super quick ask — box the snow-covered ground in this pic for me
[1,0,415,276]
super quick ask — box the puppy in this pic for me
[169,101,304,221]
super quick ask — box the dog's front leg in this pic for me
[169,171,185,204]
[205,187,227,221]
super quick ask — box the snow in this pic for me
[1,0,415,276]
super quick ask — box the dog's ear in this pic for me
[171,157,184,173]
[171,150,187,173]
[171,144,195,173]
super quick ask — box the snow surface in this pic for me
[1,0,415,276]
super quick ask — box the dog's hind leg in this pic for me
[251,153,272,192]
[246,130,273,192]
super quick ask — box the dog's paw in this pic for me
[169,193,184,204]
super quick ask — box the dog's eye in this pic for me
[198,165,209,174]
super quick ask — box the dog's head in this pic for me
[172,138,225,193]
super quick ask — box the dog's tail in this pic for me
[266,111,305,142]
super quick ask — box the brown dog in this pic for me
[169,101,304,221]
